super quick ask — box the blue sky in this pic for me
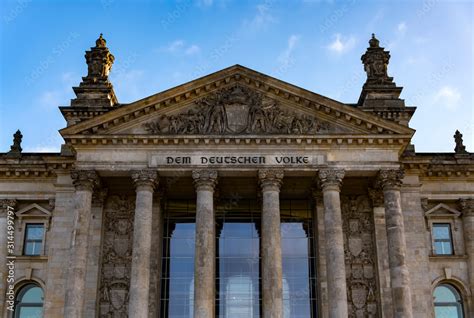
[0,0,472,152]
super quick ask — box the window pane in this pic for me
[20,286,43,303]
[434,286,457,302]
[433,224,450,239]
[17,307,43,318]
[26,225,44,240]
[434,306,460,318]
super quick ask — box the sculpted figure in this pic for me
[206,101,227,133]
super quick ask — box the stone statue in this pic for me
[454,130,468,154]
[6,130,22,158]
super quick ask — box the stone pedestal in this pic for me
[318,169,348,318]
[259,169,284,318]
[192,170,218,318]
[128,170,158,318]
[377,169,413,318]
[460,198,474,316]
[64,170,100,318]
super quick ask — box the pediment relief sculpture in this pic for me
[143,85,342,135]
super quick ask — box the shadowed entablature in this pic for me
[60,34,118,126]
[357,34,416,127]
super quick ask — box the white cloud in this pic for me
[327,34,356,54]
[185,44,201,55]
[397,22,407,34]
[434,86,461,110]
[166,40,185,52]
[278,34,300,64]
[163,40,200,56]
[243,3,276,31]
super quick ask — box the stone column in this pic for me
[369,188,394,317]
[259,169,284,318]
[318,169,348,318]
[377,169,413,318]
[0,199,16,316]
[65,170,100,318]
[128,170,158,318]
[460,198,474,316]
[192,170,218,318]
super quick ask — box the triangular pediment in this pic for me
[60,65,414,143]
[16,203,52,218]
[425,203,461,218]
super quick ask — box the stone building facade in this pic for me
[0,34,473,318]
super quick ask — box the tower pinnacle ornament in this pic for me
[358,33,404,108]
[70,34,118,107]
[6,130,23,158]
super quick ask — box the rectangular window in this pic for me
[432,223,453,255]
[23,224,44,256]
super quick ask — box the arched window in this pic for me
[434,284,464,318]
[14,284,44,318]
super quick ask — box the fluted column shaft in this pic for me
[259,169,284,318]
[319,168,348,318]
[128,170,158,318]
[192,170,218,318]
[65,170,100,318]
[377,169,413,318]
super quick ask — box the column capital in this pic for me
[318,168,344,191]
[368,187,385,207]
[131,170,158,190]
[258,169,284,191]
[192,169,218,191]
[459,198,474,217]
[71,170,100,192]
[0,199,17,217]
[376,169,404,191]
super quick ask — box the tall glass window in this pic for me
[432,223,453,255]
[161,201,196,318]
[216,200,261,317]
[23,224,44,256]
[434,284,464,317]
[160,199,317,318]
[14,284,44,318]
[281,200,317,318]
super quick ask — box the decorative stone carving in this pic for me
[258,169,284,191]
[71,34,118,108]
[6,130,22,158]
[318,168,345,191]
[368,188,384,207]
[131,170,158,189]
[342,195,379,317]
[460,198,474,217]
[0,199,17,217]
[143,85,335,135]
[99,195,135,318]
[361,34,393,86]
[376,169,404,191]
[454,130,468,154]
[192,169,218,191]
[71,170,100,191]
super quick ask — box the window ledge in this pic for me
[13,256,49,262]
[429,254,468,261]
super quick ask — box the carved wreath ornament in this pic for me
[143,85,332,135]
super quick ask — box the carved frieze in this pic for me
[99,195,135,318]
[342,195,379,318]
[143,85,338,135]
